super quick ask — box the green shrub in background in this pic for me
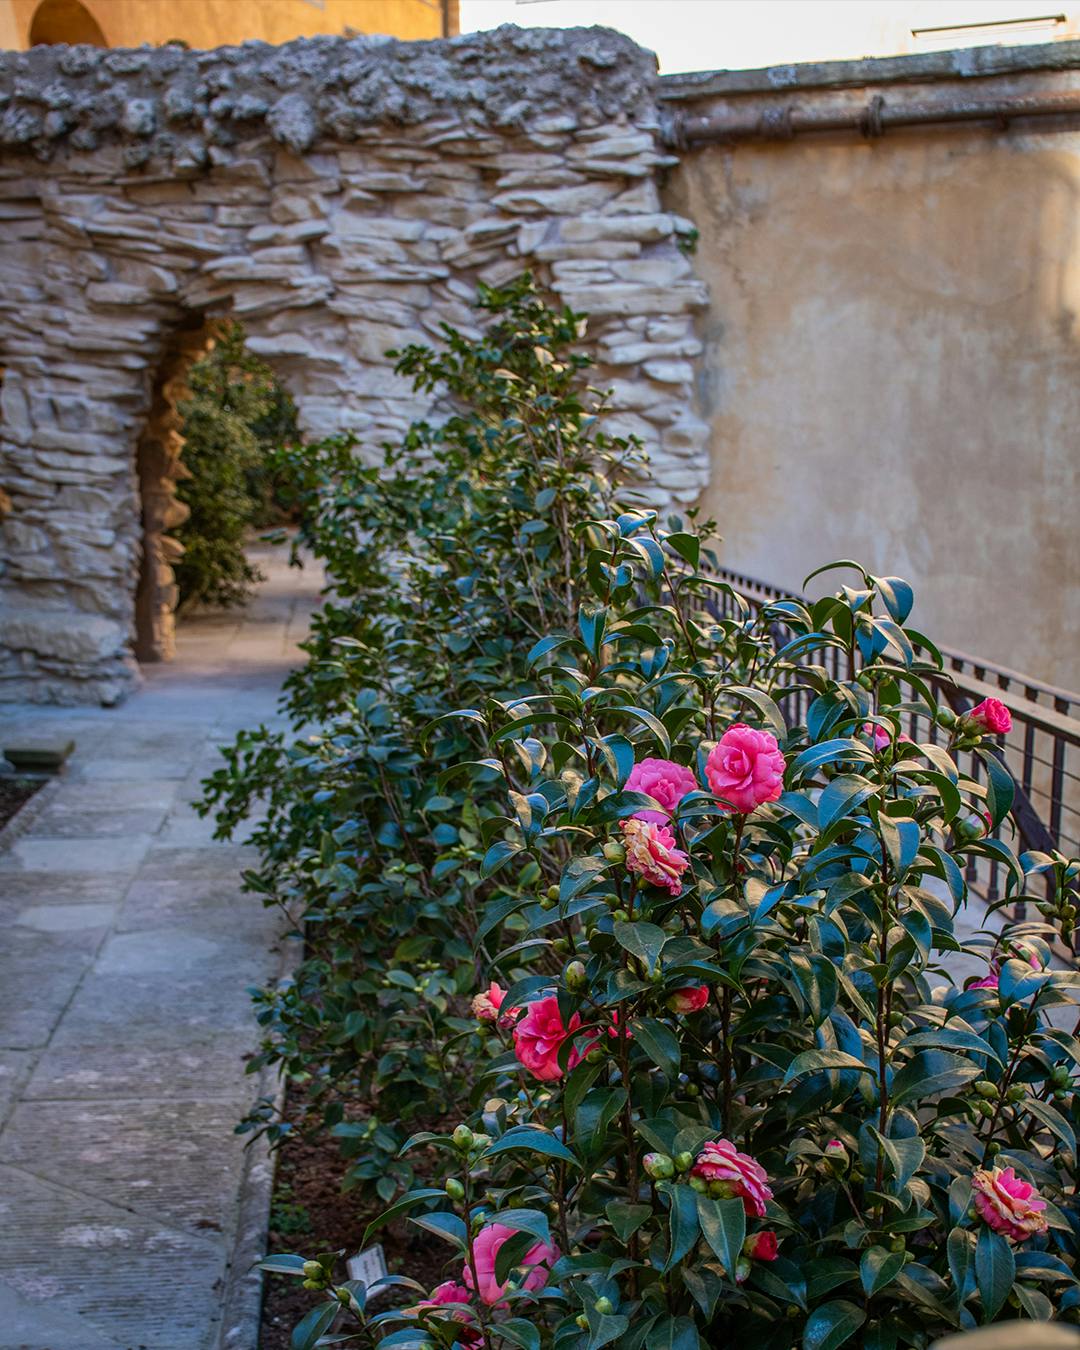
[174,321,299,608]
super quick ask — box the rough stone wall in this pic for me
[0,26,709,705]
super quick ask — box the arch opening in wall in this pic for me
[28,0,107,46]
[133,318,301,664]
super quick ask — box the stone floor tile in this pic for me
[0,928,97,1050]
[24,1038,259,1102]
[27,805,169,839]
[70,756,194,782]
[0,873,132,905]
[14,902,118,933]
[51,780,184,810]
[0,1051,35,1121]
[0,835,153,874]
[0,1165,225,1350]
[136,843,259,881]
[117,878,273,934]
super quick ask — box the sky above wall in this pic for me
[459,0,1080,73]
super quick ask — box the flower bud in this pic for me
[337,1287,352,1305]
[602,840,626,864]
[585,1046,604,1064]
[538,896,556,911]
[302,1278,321,1290]
[1053,1064,1072,1087]
[445,1178,465,1200]
[612,908,629,922]
[674,1151,694,1172]
[552,937,570,955]
[937,707,957,729]
[576,1315,589,1330]
[547,885,560,900]
[594,1297,615,1316]
[824,1138,847,1163]
[643,1152,675,1180]
[470,1132,491,1151]
[302,1260,323,1278]
[452,1125,475,1151]
[564,960,587,989]
[689,1174,708,1193]
[735,1257,752,1284]
[974,1080,998,1099]
[1007,1084,1026,1104]
[889,1235,905,1253]
[976,1099,995,1118]
[709,1179,736,1200]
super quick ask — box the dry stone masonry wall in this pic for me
[0,26,709,705]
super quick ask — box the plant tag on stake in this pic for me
[346,1243,389,1301]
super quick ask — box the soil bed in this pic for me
[0,776,42,832]
[260,1081,447,1350]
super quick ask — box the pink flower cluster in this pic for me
[862,721,913,752]
[464,1223,559,1305]
[667,985,709,1015]
[621,817,689,895]
[972,1166,1048,1243]
[625,757,699,826]
[704,724,785,815]
[969,941,1044,992]
[407,1281,482,1347]
[691,1138,774,1217]
[969,698,1012,735]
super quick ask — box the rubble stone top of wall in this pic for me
[0,24,658,164]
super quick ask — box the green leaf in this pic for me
[409,1210,467,1247]
[648,1314,703,1350]
[818,775,877,831]
[257,1253,309,1275]
[613,920,668,975]
[890,1051,981,1107]
[696,1194,745,1277]
[499,1320,542,1350]
[481,1126,579,1167]
[487,1208,552,1246]
[860,1246,904,1296]
[803,1300,866,1350]
[723,685,786,738]
[606,1201,653,1242]
[362,1188,445,1243]
[481,838,523,878]
[629,1017,681,1077]
[947,1226,977,1303]
[585,1306,631,1350]
[665,532,701,568]
[657,1181,700,1271]
[290,1301,339,1350]
[977,747,1015,830]
[782,1049,872,1086]
[976,1226,1015,1322]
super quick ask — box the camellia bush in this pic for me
[215,280,1080,1347]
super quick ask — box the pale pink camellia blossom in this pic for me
[406,1281,482,1348]
[691,1138,774,1217]
[969,697,1013,735]
[464,1223,559,1306]
[472,981,511,1024]
[705,723,786,815]
[513,994,583,1082]
[667,985,710,1015]
[625,757,699,826]
[972,1166,1049,1243]
[620,817,689,896]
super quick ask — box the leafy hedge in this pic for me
[204,279,1080,1349]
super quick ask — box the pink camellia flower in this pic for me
[406,1282,482,1348]
[862,722,913,751]
[472,981,508,1023]
[621,817,689,896]
[464,1223,559,1305]
[667,985,710,1015]
[705,724,785,814]
[969,698,1012,735]
[691,1138,774,1217]
[513,995,582,1081]
[744,1231,779,1262]
[972,1166,1049,1243]
[969,942,1043,992]
[625,757,699,826]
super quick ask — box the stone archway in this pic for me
[0,28,711,705]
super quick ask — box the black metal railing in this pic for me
[696,565,1080,906]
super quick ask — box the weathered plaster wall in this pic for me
[0,28,708,704]
[3,0,454,51]
[665,59,1080,692]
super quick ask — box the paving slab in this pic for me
[0,545,320,1350]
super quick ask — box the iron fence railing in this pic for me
[696,565,1080,908]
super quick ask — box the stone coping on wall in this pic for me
[0,24,658,165]
[660,35,1080,103]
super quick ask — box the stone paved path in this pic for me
[0,545,320,1350]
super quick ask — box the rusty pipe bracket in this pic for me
[859,94,887,139]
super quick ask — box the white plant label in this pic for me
[347,1243,389,1300]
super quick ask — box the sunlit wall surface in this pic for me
[462,0,1080,74]
[0,0,458,51]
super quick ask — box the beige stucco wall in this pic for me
[1,0,453,49]
[666,124,1080,691]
